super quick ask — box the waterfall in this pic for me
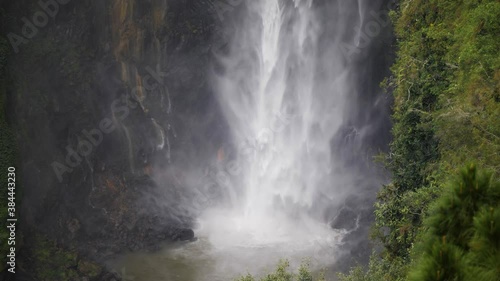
[115,0,392,279]
[207,0,346,233]
[189,0,366,271]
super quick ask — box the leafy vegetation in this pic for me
[235,260,325,281]
[23,234,104,281]
[241,1,500,280]
[340,0,500,280]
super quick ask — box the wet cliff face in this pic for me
[3,0,394,279]
[4,0,221,270]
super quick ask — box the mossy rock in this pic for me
[77,260,103,278]
[31,234,103,281]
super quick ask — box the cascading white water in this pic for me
[114,1,392,279]
[198,0,354,267]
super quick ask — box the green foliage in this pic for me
[434,0,500,175]
[344,0,500,281]
[33,235,80,280]
[374,184,440,259]
[338,265,368,281]
[28,234,104,281]
[235,260,325,281]
[337,253,388,281]
[409,165,500,281]
[235,2,499,281]
[468,207,500,280]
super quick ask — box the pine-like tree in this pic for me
[409,164,500,281]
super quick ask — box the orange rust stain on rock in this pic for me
[143,164,153,176]
[217,147,225,162]
[105,178,118,192]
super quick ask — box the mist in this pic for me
[6,0,393,279]
[128,0,394,279]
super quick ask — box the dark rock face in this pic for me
[331,206,359,231]
[170,228,195,241]
[2,0,394,279]
[2,0,224,278]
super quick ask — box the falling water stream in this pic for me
[111,0,392,280]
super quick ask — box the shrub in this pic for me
[235,260,325,281]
